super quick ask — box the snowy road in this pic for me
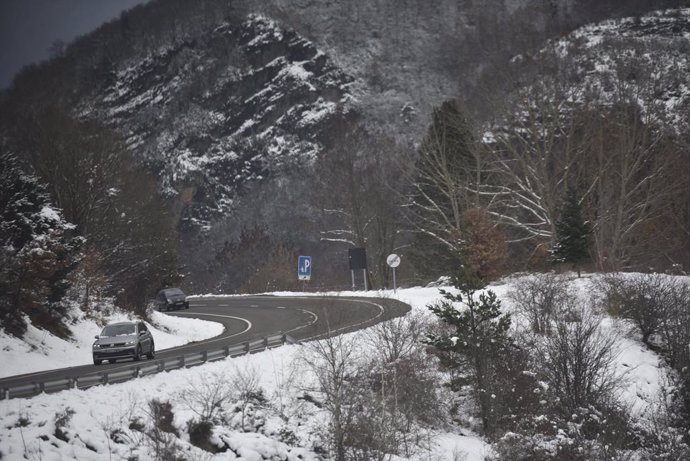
[0,295,410,396]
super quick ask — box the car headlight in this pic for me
[124,340,135,346]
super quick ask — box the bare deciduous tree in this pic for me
[407,100,484,255]
[301,333,360,461]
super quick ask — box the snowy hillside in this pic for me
[81,14,354,232]
[507,8,690,132]
[0,274,675,461]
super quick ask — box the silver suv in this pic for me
[92,321,155,365]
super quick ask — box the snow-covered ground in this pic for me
[0,274,671,460]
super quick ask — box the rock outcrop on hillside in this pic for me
[81,15,354,231]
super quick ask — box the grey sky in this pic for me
[0,0,148,88]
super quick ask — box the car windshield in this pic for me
[100,324,135,337]
[162,288,184,297]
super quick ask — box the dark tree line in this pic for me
[0,104,180,332]
[0,152,81,336]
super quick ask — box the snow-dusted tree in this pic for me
[424,262,512,437]
[0,151,81,336]
[483,83,593,249]
[552,187,590,277]
[587,106,678,270]
[408,101,484,260]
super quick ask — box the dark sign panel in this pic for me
[348,247,367,270]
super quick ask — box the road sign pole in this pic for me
[386,253,401,293]
[351,270,355,290]
[363,269,368,291]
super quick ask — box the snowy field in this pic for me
[0,274,671,460]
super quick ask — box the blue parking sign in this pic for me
[298,256,312,281]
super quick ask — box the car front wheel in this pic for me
[147,342,155,359]
[134,345,142,361]
[93,358,102,365]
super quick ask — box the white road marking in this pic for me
[95,313,253,375]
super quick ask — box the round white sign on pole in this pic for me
[386,253,401,268]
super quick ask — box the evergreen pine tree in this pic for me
[424,252,512,436]
[0,151,81,336]
[552,187,591,277]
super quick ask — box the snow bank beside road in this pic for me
[0,311,223,379]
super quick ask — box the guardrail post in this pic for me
[282,334,287,344]
[244,342,250,354]
[101,373,109,385]
[158,360,165,372]
[202,351,207,363]
[73,377,78,389]
[36,382,45,394]
[2,388,8,400]
[179,356,185,368]
[263,337,269,350]
[134,367,141,378]
[224,345,230,357]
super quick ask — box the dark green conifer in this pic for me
[552,187,591,277]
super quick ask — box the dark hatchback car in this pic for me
[92,321,154,365]
[155,287,190,311]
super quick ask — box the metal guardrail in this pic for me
[1,334,297,401]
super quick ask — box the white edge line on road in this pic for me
[284,309,319,334]
[171,312,252,344]
[301,299,385,342]
[93,313,253,376]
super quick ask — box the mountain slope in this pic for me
[81,15,353,231]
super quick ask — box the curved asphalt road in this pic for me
[0,295,410,393]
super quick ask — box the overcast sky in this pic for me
[0,0,148,89]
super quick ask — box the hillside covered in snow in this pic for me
[1,273,685,460]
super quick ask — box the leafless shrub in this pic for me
[654,279,690,370]
[53,407,75,442]
[637,373,690,460]
[301,333,361,461]
[228,364,263,431]
[186,419,218,453]
[536,310,623,415]
[363,310,428,363]
[351,351,444,460]
[137,399,181,461]
[596,273,671,344]
[178,371,233,423]
[596,273,690,369]
[508,273,573,335]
